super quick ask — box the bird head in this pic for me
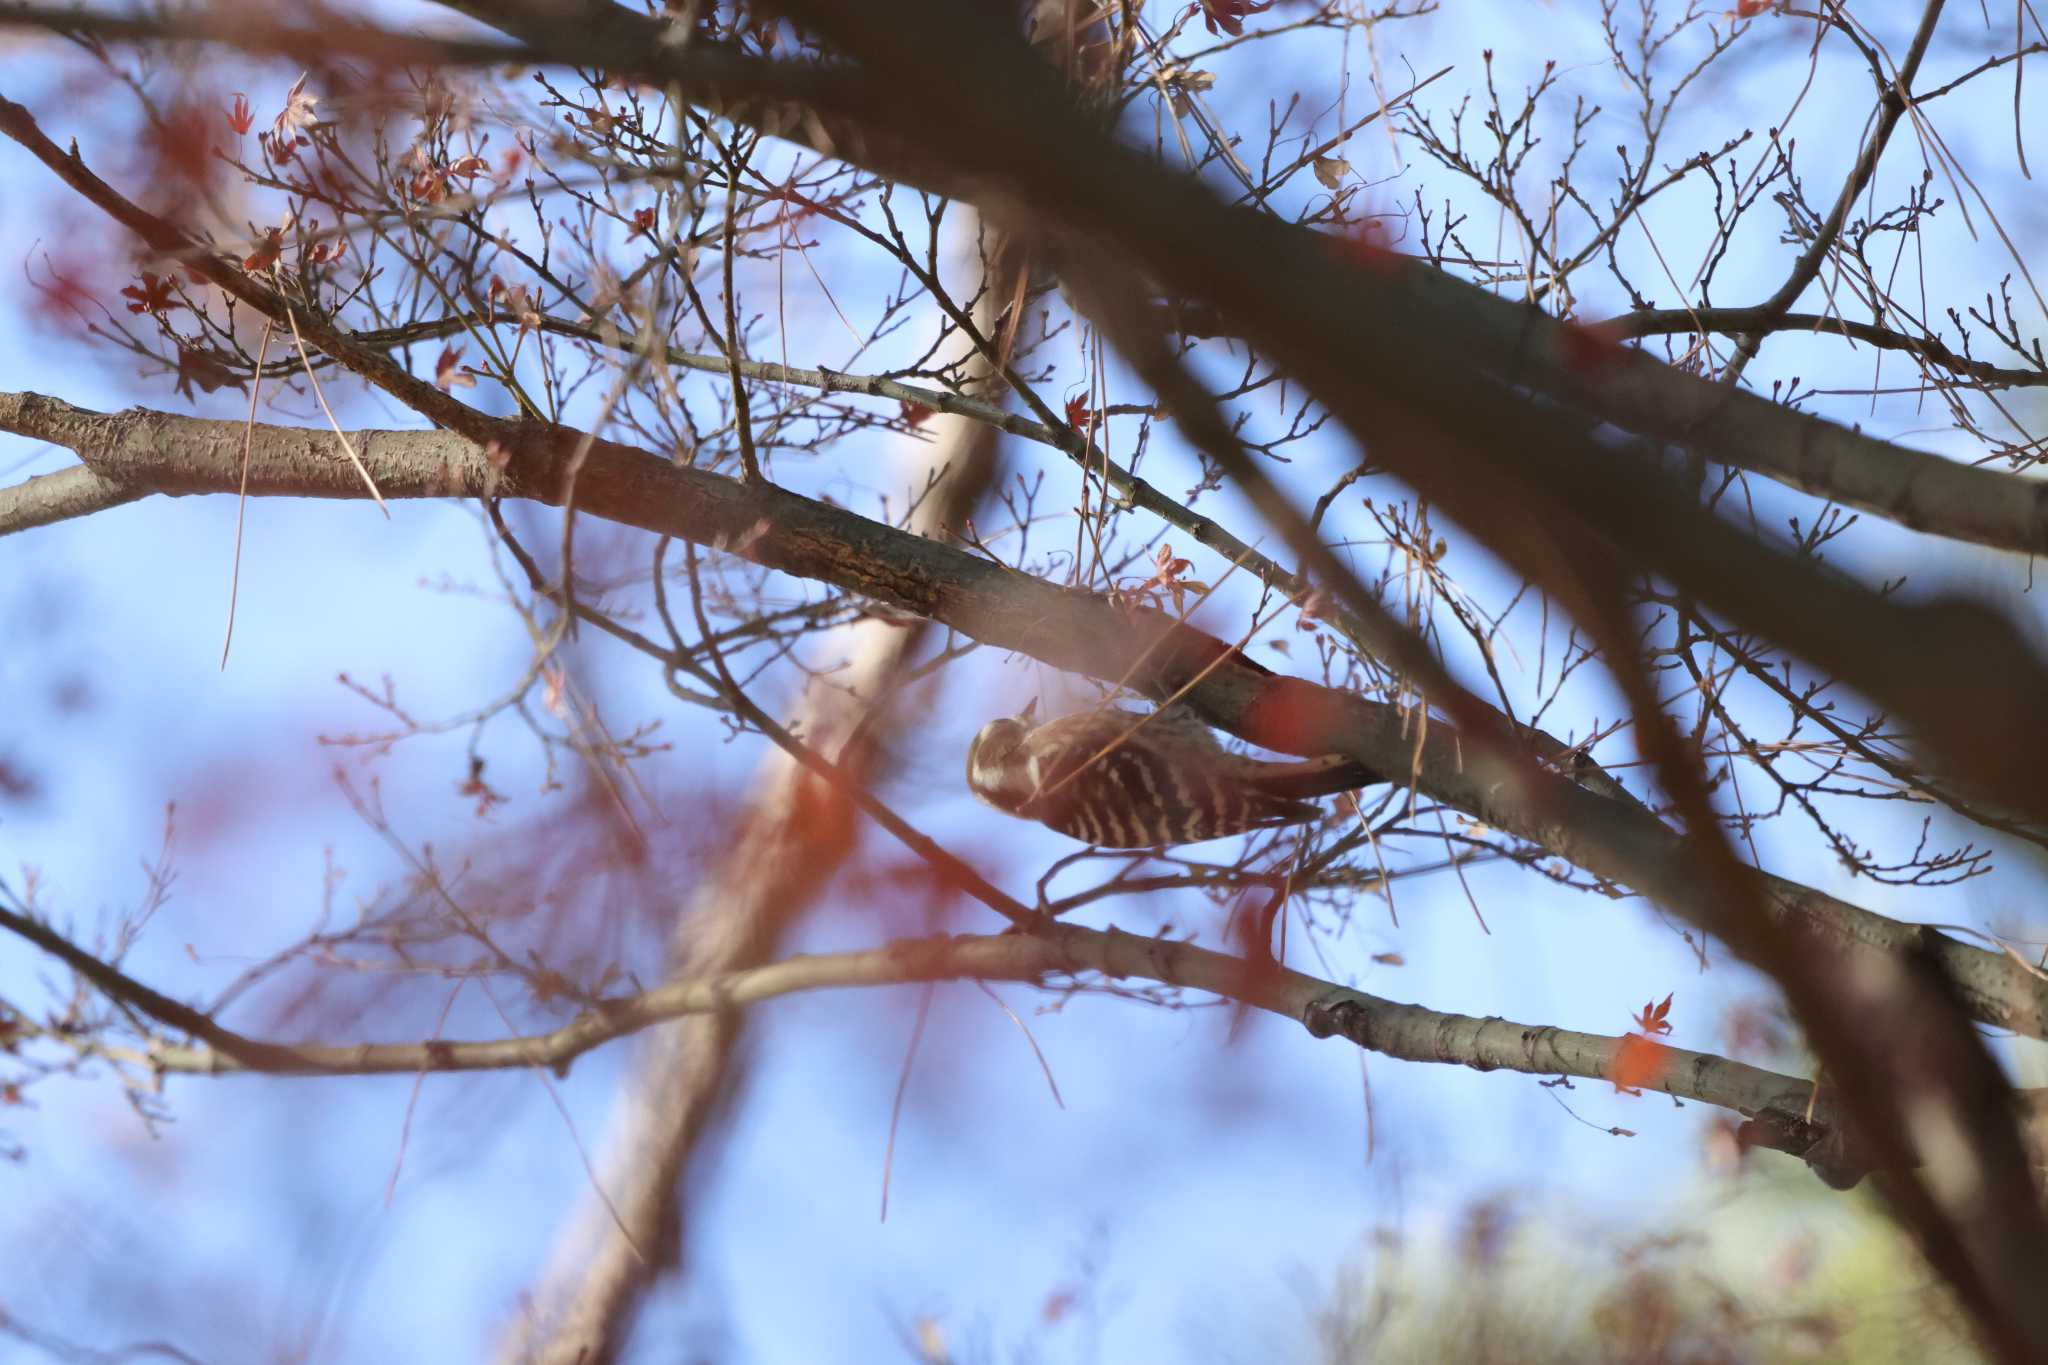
[965,699,1039,812]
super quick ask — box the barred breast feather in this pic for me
[967,706,1378,849]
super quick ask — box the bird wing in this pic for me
[1016,708,1331,846]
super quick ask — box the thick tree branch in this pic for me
[6,394,2047,1046]
[11,8,2048,828]
[457,0,2048,563]
[1,8,2043,559]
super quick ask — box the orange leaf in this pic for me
[1610,1033,1671,1094]
[1632,991,1675,1035]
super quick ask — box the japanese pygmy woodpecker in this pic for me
[966,701,1379,848]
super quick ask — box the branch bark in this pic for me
[0,893,1935,1193]
[2,9,2043,559]
[6,393,2046,1045]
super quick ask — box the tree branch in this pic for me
[1611,307,2047,389]
[2,7,2042,559]
[0,895,1919,1189]
[6,394,2046,1045]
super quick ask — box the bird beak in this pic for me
[1019,697,1039,723]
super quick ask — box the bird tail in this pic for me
[1247,755,1382,801]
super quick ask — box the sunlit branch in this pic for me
[0,894,1927,1188]
[5,393,2047,1044]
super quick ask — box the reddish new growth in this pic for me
[258,79,316,164]
[457,755,508,816]
[301,224,347,268]
[272,73,319,142]
[1134,542,1197,613]
[1064,393,1092,430]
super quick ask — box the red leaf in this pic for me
[143,101,215,191]
[1192,0,1273,37]
[173,346,245,400]
[1734,0,1772,15]
[1064,393,1092,430]
[632,206,657,235]
[119,273,182,316]
[397,146,449,203]
[225,92,254,136]
[899,400,933,428]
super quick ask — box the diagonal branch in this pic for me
[1,8,2042,557]
[6,393,2046,1046]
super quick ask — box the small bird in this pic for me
[966,700,1379,848]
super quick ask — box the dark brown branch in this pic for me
[2,8,2043,560]
[752,0,2048,836]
